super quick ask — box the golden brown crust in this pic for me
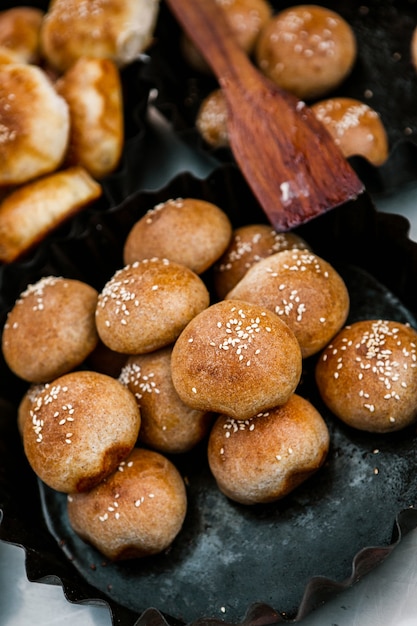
[95,258,210,354]
[213,224,310,299]
[2,276,99,383]
[207,394,330,504]
[0,166,102,264]
[40,0,160,73]
[255,5,357,100]
[226,248,350,358]
[315,319,417,433]
[0,7,44,64]
[0,63,69,187]
[123,197,232,274]
[17,383,48,437]
[195,89,229,149]
[119,346,213,454]
[411,25,417,71]
[67,447,187,560]
[171,299,302,420]
[23,370,141,494]
[56,57,124,179]
[311,97,389,166]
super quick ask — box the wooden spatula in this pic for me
[164,0,365,231]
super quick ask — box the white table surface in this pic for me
[2,107,417,626]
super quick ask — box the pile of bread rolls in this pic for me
[189,1,389,168]
[6,193,416,562]
[0,0,160,264]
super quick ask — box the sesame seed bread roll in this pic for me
[119,347,213,454]
[213,223,310,299]
[315,320,417,433]
[23,370,141,494]
[195,89,229,149]
[95,258,210,355]
[56,57,124,179]
[67,447,187,560]
[40,0,160,73]
[171,299,302,420]
[208,394,330,505]
[311,97,389,167]
[0,63,69,186]
[255,5,357,100]
[0,166,102,264]
[123,198,233,274]
[0,7,44,64]
[226,249,350,358]
[2,276,99,384]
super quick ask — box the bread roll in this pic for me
[67,447,187,560]
[0,6,44,64]
[311,97,389,166]
[56,57,124,179]
[208,394,330,504]
[226,248,350,358]
[40,0,160,73]
[0,166,102,263]
[123,197,232,274]
[315,319,417,433]
[23,370,141,493]
[0,63,69,186]
[2,276,99,384]
[119,346,213,454]
[255,5,357,100]
[171,299,302,420]
[213,223,310,299]
[195,89,229,149]
[95,258,210,354]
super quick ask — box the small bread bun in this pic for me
[23,370,141,493]
[311,97,389,166]
[2,276,99,384]
[171,299,302,420]
[0,63,69,186]
[315,319,417,433]
[207,394,330,504]
[181,0,272,73]
[226,248,349,358]
[0,166,102,263]
[40,0,160,73]
[195,89,229,149]
[95,258,210,355]
[119,346,213,454]
[0,7,44,64]
[123,197,232,274]
[56,57,124,179]
[255,5,357,100]
[67,447,187,560]
[213,223,310,299]
[411,25,417,71]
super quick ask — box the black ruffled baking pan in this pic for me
[1,164,417,625]
[145,0,417,194]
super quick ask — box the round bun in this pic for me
[56,57,124,179]
[315,319,417,433]
[67,447,187,560]
[311,97,389,166]
[123,198,232,274]
[0,6,44,64]
[2,276,99,383]
[171,299,302,420]
[255,5,357,100]
[208,394,330,504]
[40,0,160,73]
[95,258,210,355]
[213,223,310,299]
[0,63,69,186]
[181,0,272,73]
[195,89,229,149]
[23,370,141,493]
[119,347,213,454]
[226,248,349,358]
